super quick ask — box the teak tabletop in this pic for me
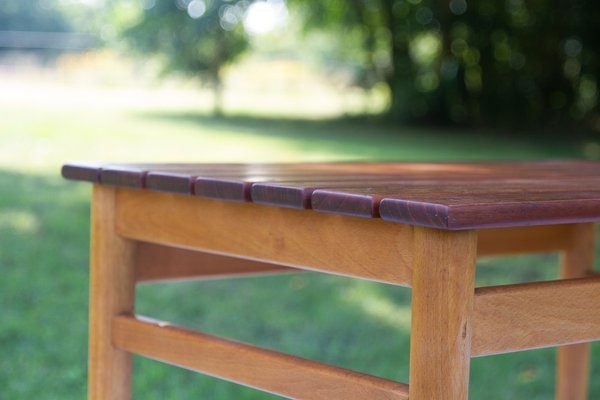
[64,160,600,229]
[63,160,600,400]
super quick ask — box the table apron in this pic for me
[113,187,587,287]
[114,188,415,286]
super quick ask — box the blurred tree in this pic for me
[290,0,600,129]
[119,0,250,114]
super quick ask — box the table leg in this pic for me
[409,227,478,400]
[88,186,137,400]
[557,223,596,400]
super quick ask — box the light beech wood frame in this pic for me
[88,186,598,400]
[113,315,410,400]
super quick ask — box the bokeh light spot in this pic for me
[450,0,468,15]
[187,0,206,19]
[243,0,288,35]
[564,37,583,58]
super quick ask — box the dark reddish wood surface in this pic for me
[61,161,600,229]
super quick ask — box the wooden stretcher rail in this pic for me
[135,242,297,283]
[112,315,409,400]
[472,276,600,356]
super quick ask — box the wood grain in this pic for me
[112,315,409,400]
[61,162,103,183]
[409,227,478,400]
[250,178,407,209]
[117,189,583,288]
[476,224,577,256]
[194,177,253,201]
[62,161,600,229]
[557,223,596,400]
[115,188,415,286]
[196,174,404,203]
[135,242,297,283]
[88,185,136,400]
[145,172,196,194]
[472,276,600,357]
[377,189,600,228]
[311,181,600,218]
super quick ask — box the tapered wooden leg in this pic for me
[88,186,137,400]
[409,227,478,400]
[557,223,596,400]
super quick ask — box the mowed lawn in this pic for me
[1,93,600,399]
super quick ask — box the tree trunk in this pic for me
[430,0,453,125]
[379,0,413,120]
[212,75,223,116]
[211,27,226,116]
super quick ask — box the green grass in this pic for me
[1,100,600,399]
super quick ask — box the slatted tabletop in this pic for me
[62,161,600,229]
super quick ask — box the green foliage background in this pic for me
[2,1,600,397]
[290,0,600,128]
[123,0,248,113]
[2,0,600,128]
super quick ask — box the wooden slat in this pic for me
[313,181,600,220]
[148,166,310,199]
[61,162,103,183]
[90,163,407,200]
[112,315,409,400]
[63,161,600,229]
[135,242,297,283]
[312,186,600,226]
[100,164,211,189]
[115,188,415,286]
[312,189,382,218]
[145,172,195,194]
[195,173,409,202]
[194,176,253,201]
[472,276,600,357]
[146,166,317,197]
[379,191,600,229]
[79,163,357,193]
[63,161,600,188]
[250,178,405,209]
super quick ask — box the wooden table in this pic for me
[63,160,600,400]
